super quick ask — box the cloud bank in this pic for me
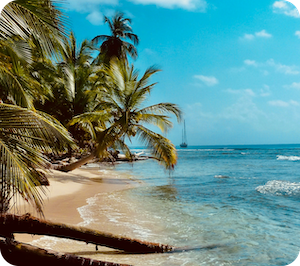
[272,1,300,18]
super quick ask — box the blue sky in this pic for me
[4,0,300,146]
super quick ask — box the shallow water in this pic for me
[33,144,300,265]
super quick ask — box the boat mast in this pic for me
[183,120,187,144]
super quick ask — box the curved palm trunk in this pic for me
[56,127,124,172]
[0,214,173,253]
[0,238,130,266]
[56,151,96,172]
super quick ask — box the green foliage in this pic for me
[71,58,182,169]
[0,0,74,214]
[0,104,74,214]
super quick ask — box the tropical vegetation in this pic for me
[0,0,182,212]
[0,0,72,214]
[0,0,181,263]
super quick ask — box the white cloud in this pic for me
[267,59,300,75]
[86,10,104,25]
[273,1,288,9]
[241,30,272,40]
[255,30,272,38]
[225,88,256,97]
[222,97,264,122]
[64,0,118,25]
[295,31,300,38]
[128,0,207,11]
[244,59,257,66]
[268,100,299,107]
[272,1,300,18]
[242,34,255,40]
[243,59,299,75]
[194,75,219,86]
[284,82,300,89]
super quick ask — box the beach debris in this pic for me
[0,213,174,253]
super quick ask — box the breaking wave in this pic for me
[277,155,300,161]
[256,180,300,196]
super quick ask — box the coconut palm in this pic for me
[92,11,139,64]
[59,58,181,172]
[35,32,100,147]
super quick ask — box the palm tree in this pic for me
[59,58,181,171]
[35,32,99,147]
[92,11,139,64]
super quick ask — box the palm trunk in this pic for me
[0,238,130,266]
[56,151,96,172]
[0,214,173,253]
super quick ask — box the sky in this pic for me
[3,0,300,146]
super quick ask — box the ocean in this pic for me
[34,144,300,265]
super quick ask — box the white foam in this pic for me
[256,180,300,196]
[77,193,103,227]
[277,155,300,161]
[214,175,230,178]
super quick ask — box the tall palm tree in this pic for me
[92,11,139,64]
[59,58,181,171]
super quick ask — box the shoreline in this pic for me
[15,166,139,243]
[13,164,173,266]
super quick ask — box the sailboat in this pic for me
[180,120,188,148]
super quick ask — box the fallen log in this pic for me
[0,214,173,253]
[0,237,131,266]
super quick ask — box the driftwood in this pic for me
[0,214,174,253]
[0,237,131,266]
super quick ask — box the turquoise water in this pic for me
[109,144,300,265]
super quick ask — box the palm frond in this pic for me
[68,111,111,128]
[136,125,177,169]
[137,113,173,133]
[139,103,182,122]
[0,103,75,214]
[1,0,67,58]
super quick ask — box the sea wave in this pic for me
[214,175,230,179]
[277,155,300,161]
[256,180,300,196]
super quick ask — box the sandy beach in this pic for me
[12,165,172,266]
[14,166,138,244]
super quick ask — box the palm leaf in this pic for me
[0,104,75,214]
[139,103,182,122]
[136,125,177,169]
